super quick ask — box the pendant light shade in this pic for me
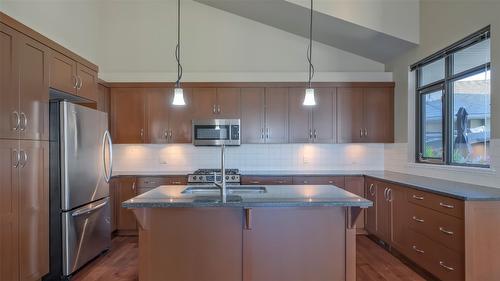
[172,0,185,106]
[303,88,316,106]
[172,87,185,105]
[303,0,316,106]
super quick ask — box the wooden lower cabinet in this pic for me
[241,176,293,185]
[0,140,49,281]
[344,176,365,230]
[292,176,345,188]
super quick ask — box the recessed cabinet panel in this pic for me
[111,88,146,144]
[241,88,265,144]
[192,88,217,119]
[0,24,19,140]
[288,88,311,143]
[337,88,364,143]
[265,88,288,144]
[216,88,241,119]
[363,88,394,143]
[168,88,193,143]
[77,63,98,102]
[50,51,77,95]
[312,88,336,143]
[147,88,171,144]
[116,177,138,231]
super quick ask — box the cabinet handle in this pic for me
[387,188,393,202]
[77,76,83,90]
[261,128,265,139]
[169,130,173,139]
[275,180,284,184]
[140,128,144,138]
[412,194,424,200]
[303,181,309,184]
[364,128,368,136]
[412,216,425,223]
[328,181,333,184]
[217,105,221,113]
[164,129,168,139]
[244,208,252,230]
[439,261,454,271]
[439,202,455,209]
[383,188,388,200]
[172,181,182,185]
[212,104,216,114]
[439,227,454,235]
[12,111,20,131]
[73,75,78,89]
[132,181,136,191]
[250,181,260,184]
[360,128,363,137]
[313,129,317,139]
[266,128,270,139]
[309,129,313,139]
[12,149,20,168]
[19,150,27,168]
[19,112,27,131]
[412,245,425,254]
[369,184,375,196]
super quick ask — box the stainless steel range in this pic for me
[188,169,240,184]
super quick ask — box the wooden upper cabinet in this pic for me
[363,87,394,143]
[76,63,98,102]
[337,87,364,143]
[0,23,20,140]
[288,88,312,143]
[216,88,241,118]
[312,88,336,143]
[0,140,20,281]
[265,88,288,143]
[18,34,49,141]
[97,83,110,115]
[18,140,49,281]
[241,88,265,144]
[192,88,217,119]
[49,51,77,95]
[169,88,193,143]
[111,88,146,144]
[146,88,171,143]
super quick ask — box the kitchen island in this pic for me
[123,184,372,281]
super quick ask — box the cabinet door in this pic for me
[241,88,265,144]
[363,88,394,143]
[345,176,365,229]
[0,140,19,281]
[169,88,193,143]
[97,83,110,115]
[49,51,77,95]
[376,181,391,242]
[337,88,364,143]
[265,88,288,143]
[243,208,345,281]
[111,88,146,144]
[312,88,336,143]
[389,184,407,251]
[192,88,217,119]
[146,88,170,143]
[216,88,241,118]
[18,140,49,281]
[116,177,137,231]
[77,63,98,102]
[109,179,117,233]
[288,88,311,143]
[18,35,49,141]
[0,23,20,140]
[365,179,377,235]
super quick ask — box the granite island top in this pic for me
[122,184,373,208]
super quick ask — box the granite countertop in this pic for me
[365,171,500,201]
[122,184,373,208]
[240,170,377,176]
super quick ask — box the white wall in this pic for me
[287,0,420,44]
[0,0,100,64]
[113,143,385,174]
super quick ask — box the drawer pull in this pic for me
[250,181,260,184]
[303,181,309,184]
[412,216,425,223]
[328,181,333,184]
[439,227,454,235]
[275,181,284,184]
[172,181,182,185]
[439,261,455,271]
[412,195,424,200]
[412,245,425,254]
[439,202,455,209]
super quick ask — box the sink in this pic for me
[182,185,267,194]
[192,195,243,203]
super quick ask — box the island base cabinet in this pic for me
[243,207,346,281]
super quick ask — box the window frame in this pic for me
[414,27,491,168]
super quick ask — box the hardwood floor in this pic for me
[71,235,424,281]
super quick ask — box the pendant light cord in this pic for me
[307,0,315,88]
[175,0,183,88]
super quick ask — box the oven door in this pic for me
[192,119,240,146]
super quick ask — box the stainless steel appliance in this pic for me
[45,100,113,280]
[188,168,241,184]
[192,119,241,146]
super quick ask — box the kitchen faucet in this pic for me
[213,144,227,203]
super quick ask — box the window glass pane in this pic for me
[419,58,445,86]
[453,39,490,75]
[452,70,490,165]
[421,90,443,159]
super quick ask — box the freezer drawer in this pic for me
[62,197,111,276]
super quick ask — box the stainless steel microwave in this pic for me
[192,119,241,146]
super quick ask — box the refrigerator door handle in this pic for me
[102,130,113,183]
[72,199,108,217]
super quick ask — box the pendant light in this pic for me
[172,0,185,106]
[303,0,316,106]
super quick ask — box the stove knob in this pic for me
[231,176,235,180]
[199,176,203,180]
[193,176,197,180]
[225,176,229,180]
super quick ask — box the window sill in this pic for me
[406,162,496,175]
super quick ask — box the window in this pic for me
[413,27,490,167]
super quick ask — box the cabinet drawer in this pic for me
[292,176,345,188]
[137,176,187,187]
[405,231,464,281]
[408,203,464,252]
[165,176,188,185]
[241,176,292,185]
[407,189,464,219]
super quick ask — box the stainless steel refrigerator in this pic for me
[45,100,113,280]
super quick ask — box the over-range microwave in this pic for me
[192,119,241,146]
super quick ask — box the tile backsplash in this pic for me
[113,143,385,173]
